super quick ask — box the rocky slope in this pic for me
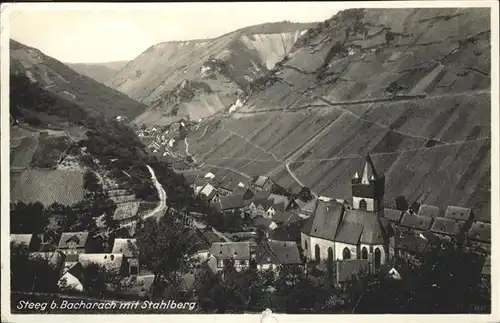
[107,21,315,126]
[67,60,128,84]
[181,8,491,222]
[10,40,146,120]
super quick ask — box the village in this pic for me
[11,145,491,303]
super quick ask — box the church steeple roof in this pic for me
[361,153,378,184]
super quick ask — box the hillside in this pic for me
[10,40,146,120]
[107,21,316,126]
[67,60,128,84]
[178,8,491,222]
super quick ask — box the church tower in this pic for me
[351,153,385,211]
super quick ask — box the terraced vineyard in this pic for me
[182,8,491,222]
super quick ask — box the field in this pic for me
[10,169,84,206]
[113,201,141,221]
[30,133,73,168]
[10,135,39,169]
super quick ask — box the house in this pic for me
[255,240,303,271]
[57,231,93,255]
[58,263,84,292]
[209,242,251,272]
[246,197,273,218]
[112,238,139,276]
[78,253,128,276]
[218,177,246,195]
[417,205,440,218]
[387,257,412,281]
[251,175,274,192]
[272,210,301,227]
[430,217,466,239]
[444,206,473,223]
[268,194,295,210]
[199,183,219,203]
[467,221,491,246]
[233,186,255,201]
[204,172,216,179]
[252,216,277,231]
[300,154,394,273]
[336,259,370,285]
[268,219,308,243]
[295,198,317,218]
[396,232,431,257]
[383,208,404,224]
[217,195,246,214]
[399,212,434,232]
[10,234,41,251]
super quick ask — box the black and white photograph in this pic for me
[1,1,498,320]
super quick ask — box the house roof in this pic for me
[233,186,254,199]
[111,239,139,258]
[202,230,223,245]
[301,201,344,241]
[254,175,270,188]
[58,232,89,249]
[430,217,464,236]
[269,219,307,242]
[218,195,245,211]
[200,183,217,199]
[272,210,301,225]
[336,259,370,283]
[78,253,124,271]
[467,221,491,243]
[209,242,251,260]
[418,205,440,218]
[396,233,429,255]
[400,213,434,231]
[335,221,364,245]
[340,209,387,244]
[384,208,404,223]
[10,234,33,247]
[253,216,274,230]
[255,240,302,265]
[251,197,274,210]
[268,194,290,206]
[253,191,271,200]
[444,206,472,222]
[296,198,317,213]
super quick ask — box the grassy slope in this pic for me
[10,40,146,120]
[183,8,491,222]
[66,60,128,84]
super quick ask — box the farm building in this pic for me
[209,242,251,272]
[255,240,303,271]
[112,238,139,276]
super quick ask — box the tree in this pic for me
[135,215,197,299]
[395,196,409,211]
[297,186,313,202]
[81,262,108,297]
[10,201,46,234]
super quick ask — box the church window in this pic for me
[343,247,351,260]
[315,245,320,261]
[305,240,308,250]
[362,247,368,259]
[359,199,367,210]
[374,248,381,269]
[327,247,334,264]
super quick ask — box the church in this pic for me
[300,154,394,271]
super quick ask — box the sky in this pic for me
[7,2,342,63]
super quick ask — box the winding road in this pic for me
[145,165,168,219]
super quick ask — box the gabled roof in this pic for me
[210,242,251,260]
[384,208,404,223]
[340,209,386,244]
[78,253,124,271]
[200,183,217,199]
[418,205,440,218]
[218,195,245,211]
[301,201,344,241]
[253,216,274,230]
[268,194,290,206]
[272,210,301,225]
[400,213,433,231]
[444,206,472,222]
[58,232,89,249]
[467,221,491,243]
[10,234,34,247]
[254,175,271,188]
[396,233,429,255]
[269,219,307,242]
[335,221,364,245]
[252,191,271,201]
[336,259,370,283]
[430,217,464,237]
[251,197,274,210]
[296,198,317,213]
[202,230,223,245]
[111,239,139,258]
[233,186,254,199]
[255,240,302,265]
